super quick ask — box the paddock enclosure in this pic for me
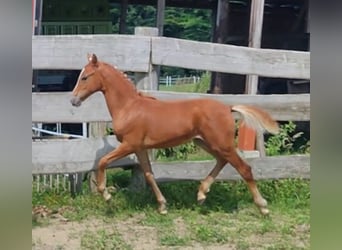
[32,27,310,192]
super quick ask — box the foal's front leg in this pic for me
[136,150,167,214]
[97,143,133,200]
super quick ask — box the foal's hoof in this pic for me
[197,192,206,205]
[259,207,270,216]
[159,209,168,215]
[158,204,168,215]
[102,189,112,201]
[107,186,117,193]
[197,198,206,205]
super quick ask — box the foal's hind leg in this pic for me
[193,138,227,204]
[225,151,269,215]
[135,150,167,214]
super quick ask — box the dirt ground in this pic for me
[32,205,309,250]
[32,215,237,250]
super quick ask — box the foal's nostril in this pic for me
[70,96,82,107]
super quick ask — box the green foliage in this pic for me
[105,127,114,135]
[126,5,157,34]
[110,5,211,42]
[32,189,71,208]
[156,141,198,161]
[110,5,211,77]
[265,121,310,156]
[192,72,211,93]
[164,8,211,42]
[110,5,156,34]
[257,179,310,209]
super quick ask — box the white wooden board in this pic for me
[32,35,151,72]
[32,92,310,122]
[152,37,310,79]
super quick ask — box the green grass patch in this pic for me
[33,172,310,216]
[81,229,132,250]
[160,233,190,246]
[159,72,211,94]
[159,83,198,92]
[33,172,310,249]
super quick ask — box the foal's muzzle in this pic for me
[70,96,82,107]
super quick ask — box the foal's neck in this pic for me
[101,64,138,117]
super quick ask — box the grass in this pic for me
[159,72,210,94]
[81,229,132,250]
[33,169,310,249]
[159,83,198,92]
[155,145,214,162]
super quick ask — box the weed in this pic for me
[257,218,277,234]
[156,141,198,161]
[236,240,250,250]
[265,121,310,156]
[160,233,190,246]
[81,229,132,250]
[140,211,174,227]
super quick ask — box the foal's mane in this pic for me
[101,62,136,90]
[138,92,157,100]
[100,61,157,100]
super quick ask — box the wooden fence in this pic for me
[32,28,310,188]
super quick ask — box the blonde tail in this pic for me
[232,105,279,135]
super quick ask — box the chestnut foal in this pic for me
[71,53,279,215]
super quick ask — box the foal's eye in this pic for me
[81,76,87,81]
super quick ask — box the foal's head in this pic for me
[70,53,103,107]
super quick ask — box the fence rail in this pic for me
[152,37,310,79]
[32,34,310,79]
[32,30,310,183]
[32,35,151,72]
[32,135,309,180]
[32,92,310,123]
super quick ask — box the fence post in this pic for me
[238,0,266,157]
[134,27,158,90]
[129,27,159,192]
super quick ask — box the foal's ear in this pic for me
[87,53,98,65]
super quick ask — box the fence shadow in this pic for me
[91,136,114,171]
[104,170,251,215]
